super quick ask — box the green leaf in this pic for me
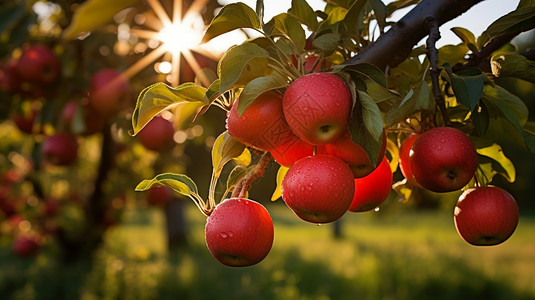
[205,79,221,103]
[135,173,198,197]
[344,0,367,35]
[212,131,247,178]
[385,81,434,126]
[349,91,384,167]
[218,42,270,92]
[365,80,401,103]
[0,3,25,35]
[202,2,261,42]
[132,82,207,135]
[369,0,387,32]
[289,0,319,31]
[451,27,478,52]
[476,143,516,183]
[338,63,387,88]
[317,7,348,33]
[312,32,341,51]
[271,165,289,201]
[265,13,306,53]
[491,53,535,84]
[63,0,140,39]
[437,44,469,66]
[483,84,528,126]
[445,67,485,112]
[479,7,535,47]
[386,0,420,17]
[238,73,288,116]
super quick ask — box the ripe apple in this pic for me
[281,155,355,223]
[205,198,274,267]
[0,60,23,93]
[454,186,519,246]
[89,69,130,117]
[17,44,61,85]
[398,133,422,187]
[146,186,173,206]
[136,116,175,151]
[283,73,352,145]
[410,127,478,192]
[325,129,387,178]
[227,91,293,151]
[42,133,79,166]
[270,135,318,167]
[349,156,393,212]
[13,234,41,258]
[13,108,38,134]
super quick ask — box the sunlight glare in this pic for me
[157,21,202,54]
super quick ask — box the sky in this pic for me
[218,0,520,47]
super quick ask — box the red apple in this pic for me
[42,133,79,166]
[410,127,478,192]
[0,60,23,93]
[454,186,519,246]
[325,129,387,178]
[13,108,38,134]
[17,44,61,85]
[398,133,422,187]
[89,69,130,117]
[281,155,355,223]
[349,156,393,212]
[292,55,332,73]
[13,234,41,258]
[227,91,292,151]
[205,198,274,267]
[283,73,352,145]
[146,186,173,206]
[270,135,315,167]
[136,116,175,151]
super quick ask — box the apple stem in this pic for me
[231,152,272,199]
[425,17,451,127]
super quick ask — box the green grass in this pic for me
[1,203,534,300]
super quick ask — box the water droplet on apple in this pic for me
[228,231,234,237]
[220,232,228,238]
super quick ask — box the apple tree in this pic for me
[0,0,223,261]
[131,0,535,266]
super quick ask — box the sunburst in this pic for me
[123,0,219,87]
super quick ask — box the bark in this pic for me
[344,0,486,70]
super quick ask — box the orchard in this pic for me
[1,0,535,298]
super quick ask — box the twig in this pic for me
[425,17,451,127]
[231,152,272,199]
[453,32,518,72]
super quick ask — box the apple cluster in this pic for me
[227,72,393,223]
[398,127,519,246]
[203,71,397,266]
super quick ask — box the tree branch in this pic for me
[425,17,451,126]
[344,0,486,70]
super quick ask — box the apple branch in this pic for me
[231,152,272,199]
[425,17,451,127]
[344,0,486,70]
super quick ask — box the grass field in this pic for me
[1,202,534,300]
